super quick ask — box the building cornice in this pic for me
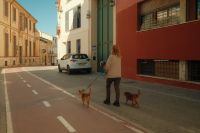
[13,0,37,22]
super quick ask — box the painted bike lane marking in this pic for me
[57,116,76,133]
[3,69,14,133]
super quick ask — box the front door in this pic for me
[97,0,113,71]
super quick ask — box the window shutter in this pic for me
[65,11,69,31]
[4,0,9,17]
[13,35,17,56]
[5,33,9,57]
[73,8,78,29]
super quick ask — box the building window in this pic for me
[76,39,81,53]
[198,0,200,19]
[19,13,25,31]
[73,6,81,29]
[138,59,179,79]
[29,41,32,57]
[67,41,71,54]
[29,20,31,31]
[13,35,17,56]
[24,17,28,29]
[77,6,81,28]
[33,42,36,57]
[5,61,8,66]
[188,61,200,82]
[4,0,9,17]
[140,5,180,30]
[13,7,16,22]
[4,33,9,57]
[138,59,155,75]
[25,40,28,57]
[13,60,15,65]
[65,11,69,31]
[33,23,35,32]
[154,60,179,79]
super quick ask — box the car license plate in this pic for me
[79,63,86,65]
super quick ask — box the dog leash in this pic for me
[85,60,106,90]
[85,72,105,90]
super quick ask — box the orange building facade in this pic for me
[116,0,200,90]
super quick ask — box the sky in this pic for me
[17,0,57,36]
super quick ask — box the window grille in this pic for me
[140,5,180,30]
[138,59,179,79]
[198,0,200,19]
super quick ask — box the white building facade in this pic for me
[57,0,116,71]
[57,0,90,58]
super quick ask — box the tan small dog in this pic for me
[124,90,141,108]
[79,88,91,107]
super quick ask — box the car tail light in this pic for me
[70,59,77,62]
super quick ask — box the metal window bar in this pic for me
[141,5,180,30]
[198,0,200,19]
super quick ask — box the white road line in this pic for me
[91,106,147,133]
[32,90,38,95]
[26,84,31,88]
[42,101,51,107]
[23,80,26,83]
[57,116,76,133]
[3,69,14,133]
[26,70,75,98]
[124,125,145,133]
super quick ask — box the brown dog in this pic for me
[124,90,141,107]
[79,88,91,107]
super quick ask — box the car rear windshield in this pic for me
[72,54,88,59]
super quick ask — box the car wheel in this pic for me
[67,65,71,74]
[58,65,62,72]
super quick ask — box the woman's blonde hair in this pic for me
[112,45,120,57]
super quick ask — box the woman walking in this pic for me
[103,45,121,107]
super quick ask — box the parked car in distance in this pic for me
[57,53,92,74]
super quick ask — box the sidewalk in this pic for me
[84,75,200,133]
[0,68,6,133]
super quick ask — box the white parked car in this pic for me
[57,53,92,74]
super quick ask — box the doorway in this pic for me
[97,0,113,71]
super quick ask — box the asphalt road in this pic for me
[2,66,200,133]
[3,67,143,133]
